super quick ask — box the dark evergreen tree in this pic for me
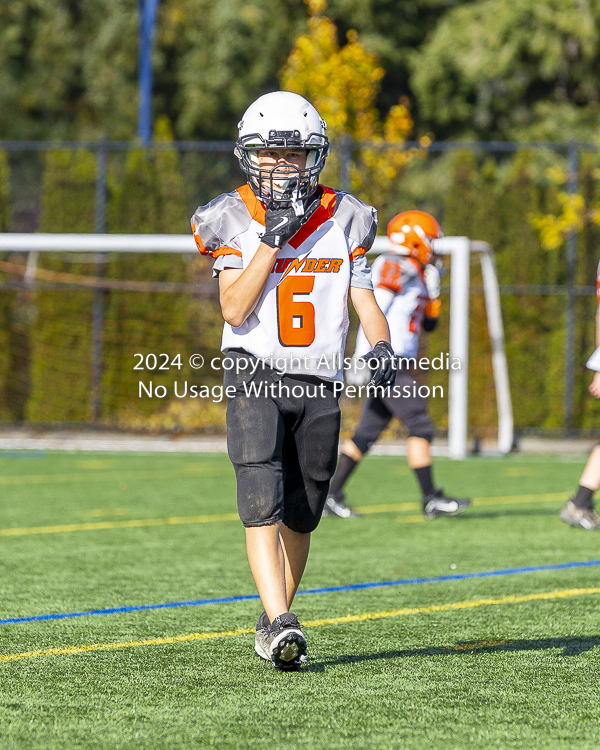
[26,150,96,422]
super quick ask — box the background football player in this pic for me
[323,211,471,520]
[191,91,395,670]
[559,259,600,530]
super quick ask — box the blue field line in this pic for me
[2,559,599,627]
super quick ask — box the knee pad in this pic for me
[235,465,283,527]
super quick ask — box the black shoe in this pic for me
[322,493,361,518]
[560,500,600,530]
[423,488,471,520]
[267,613,307,671]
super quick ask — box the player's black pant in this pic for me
[224,350,341,533]
[351,369,434,454]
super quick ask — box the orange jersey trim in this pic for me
[237,184,266,226]
[349,246,366,261]
[288,186,337,249]
[213,246,242,259]
[193,232,207,255]
[193,233,241,259]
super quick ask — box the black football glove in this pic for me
[362,340,396,388]
[260,198,319,248]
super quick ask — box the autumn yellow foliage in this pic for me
[281,0,414,207]
[530,165,600,250]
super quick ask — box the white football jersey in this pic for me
[192,185,377,380]
[354,253,427,359]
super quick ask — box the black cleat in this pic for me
[267,613,307,671]
[560,500,600,530]
[322,492,361,518]
[423,488,471,520]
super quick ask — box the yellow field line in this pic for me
[0,491,573,538]
[1,587,598,664]
[0,513,240,537]
[356,502,420,513]
[0,466,225,486]
[472,492,570,506]
[396,515,426,523]
[354,491,570,515]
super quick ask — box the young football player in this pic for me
[323,211,471,520]
[191,91,394,670]
[559,260,600,530]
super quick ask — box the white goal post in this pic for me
[0,233,513,459]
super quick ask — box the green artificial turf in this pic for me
[0,450,599,749]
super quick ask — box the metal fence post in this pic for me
[340,134,351,193]
[565,142,579,434]
[91,136,107,423]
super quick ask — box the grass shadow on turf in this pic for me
[306,636,600,671]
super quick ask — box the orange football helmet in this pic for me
[387,210,442,266]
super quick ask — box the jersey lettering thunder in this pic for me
[191,185,377,380]
[354,253,427,360]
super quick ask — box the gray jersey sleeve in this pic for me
[349,253,373,290]
[191,189,252,258]
[332,192,378,250]
[212,254,244,278]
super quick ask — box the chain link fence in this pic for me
[0,139,598,439]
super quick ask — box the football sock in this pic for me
[328,453,358,497]
[414,465,435,496]
[573,484,594,510]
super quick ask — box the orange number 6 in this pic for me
[277,275,315,346]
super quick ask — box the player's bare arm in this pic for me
[218,246,278,327]
[349,286,391,347]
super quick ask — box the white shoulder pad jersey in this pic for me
[191,185,377,380]
[354,253,426,360]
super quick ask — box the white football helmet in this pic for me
[235,91,329,210]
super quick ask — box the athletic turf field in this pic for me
[0,450,598,749]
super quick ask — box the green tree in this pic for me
[0,151,10,231]
[0,0,308,140]
[102,120,194,425]
[26,150,97,423]
[0,150,14,419]
[497,153,566,429]
[430,152,499,437]
[411,0,600,141]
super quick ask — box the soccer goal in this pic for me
[0,233,512,459]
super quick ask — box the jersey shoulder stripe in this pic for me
[332,192,378,252]
[288,186,337,249]
[191,188,252,258]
